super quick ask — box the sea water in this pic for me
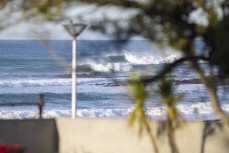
[0,40,229,120]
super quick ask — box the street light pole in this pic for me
[63,20,86,118]
[72,37,76,118]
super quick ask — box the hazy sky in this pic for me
[0,21,108,40]
[0,1,215,40]
[0,3,139,40]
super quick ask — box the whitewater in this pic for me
[0,40,228,121]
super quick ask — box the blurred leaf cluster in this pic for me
[128,73,148,136]
[21,0,63,20]
[158,77,182,121]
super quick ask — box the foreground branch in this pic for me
[143,119,159,153]
[140,55,229,124]
[141,56,210,84]
[193,63,229,124]
[77,0,143,9]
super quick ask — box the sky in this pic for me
[0,21,108,40]
[0,2,139,40]
[0,1,219,40]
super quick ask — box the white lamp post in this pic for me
[63,20,86,118]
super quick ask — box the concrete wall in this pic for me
[0,119,58,153]
[0,118,229,153]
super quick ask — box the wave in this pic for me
[0,102,228,121]
[78,62,132,72]
[0,78,71,88]
[107,55,128,63]
[0,77,113,88]
[77,52,182,72]
[124,52,182,65]
[90,63,132,72]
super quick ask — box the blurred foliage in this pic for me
[128,73,159,153]
[158,77,182,122]
[21,0,63,20]
[157,77,183,153]
[128,73,148,136]
[0,0,7,10]
[128,74,183,153]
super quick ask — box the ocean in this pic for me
[0,40,229,120]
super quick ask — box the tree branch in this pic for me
[77,0,144,9]
[141,56,210,84]
[193,63,229,124]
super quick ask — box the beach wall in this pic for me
[0,119,58,153]
[0,118,228,153]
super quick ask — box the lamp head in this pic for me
[63,20,86,38]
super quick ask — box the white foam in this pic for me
[0,78,71,88]
[0,77,128,94]
[0,108,133,119]
[90,62,132,72]
[0,77,116,88]
[125,52,182,65]
[0,102,228,121]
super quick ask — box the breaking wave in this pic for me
[124,52,182,65]
[80,62,132,72]
[0,102,228,121]
[0,78,112,88]
[77,52,182,72]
